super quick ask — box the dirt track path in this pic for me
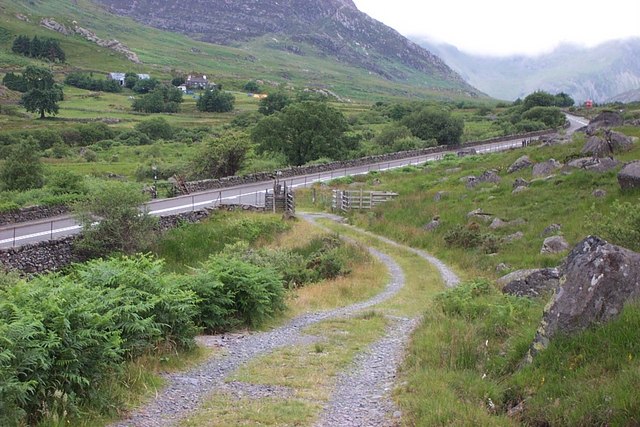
[111,213,459,427]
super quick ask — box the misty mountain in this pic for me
[92,0,480,97]
[415,37,640,103]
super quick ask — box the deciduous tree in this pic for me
[252,101,354,165]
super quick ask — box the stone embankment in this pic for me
[0,205,262,275]
[0,205,69,226]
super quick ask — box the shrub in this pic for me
[76,122,115,145]
[197,88,235,113]
[0,139,44,191]
[443,223,500,253]
[190,255,285,329]
[135,117,174,141]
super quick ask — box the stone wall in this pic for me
[0,236,80,276]
[0,205,70,226]
[0,204,268,276]
[177,130,555,195]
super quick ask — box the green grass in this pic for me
[152,212,291,272]
[330,135,640,277]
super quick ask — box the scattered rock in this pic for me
[495,263,511,274]
[503,231,524,243]
[607,130,634,152]
[433,191,447,201]
[592,189,607,198]
[528,236,640,360]
[490,218,525,229]
[467,208,494,222]
[532,159,562,177]
[512,177,530,189]
[507,155,533,174]
[462,175,478,188]
[15,13,30,22]
[617,161,640,190]
[540,223,561,237]
[581,136,612,158]
[512,186,529,194]
[489,218,507,229]
[478,169,501,184]
[499,268,561,297]
[423,216,440,231]
[540,235,570,254]
[567,157,620,173]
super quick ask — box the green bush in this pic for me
[0,254,200,425]
[189,255,285,329]
[443,223,500,253]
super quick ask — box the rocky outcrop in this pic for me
[499,268,561,297]
[528,236,640,360]
[93,0,479,93]
[617,161,640,190]
[507,155,533,174]
[39,18,141,63]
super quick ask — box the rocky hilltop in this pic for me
[93,0,478,95]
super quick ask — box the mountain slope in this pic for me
[92,0,480,96]
[416,37,640,103]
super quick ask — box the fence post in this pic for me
[50,220,54,240]
[192,195,195,211]
[13,226,16,247]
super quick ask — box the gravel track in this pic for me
[111,213,458,427]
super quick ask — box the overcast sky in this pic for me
[352,0,640,56]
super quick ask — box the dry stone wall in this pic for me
[178,130,554,195]
[0,205,69,226]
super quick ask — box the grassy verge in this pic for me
[152,212,291,272]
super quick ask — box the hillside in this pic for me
[0,0,483,102]
[416,37,640,103]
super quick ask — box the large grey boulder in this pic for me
[607,130,634,152]
[541,235,570,254]
[586,111,624,134]
[507,155,533,174]
[617,161,640,190]
[528,236,640,360]
[532,159,562,177]
[499,268,561,297]
[581,136,612,158]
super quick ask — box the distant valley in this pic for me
[416,37,640,103]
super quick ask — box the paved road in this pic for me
[0,114,588,249]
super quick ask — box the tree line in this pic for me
[12,35,65,63]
